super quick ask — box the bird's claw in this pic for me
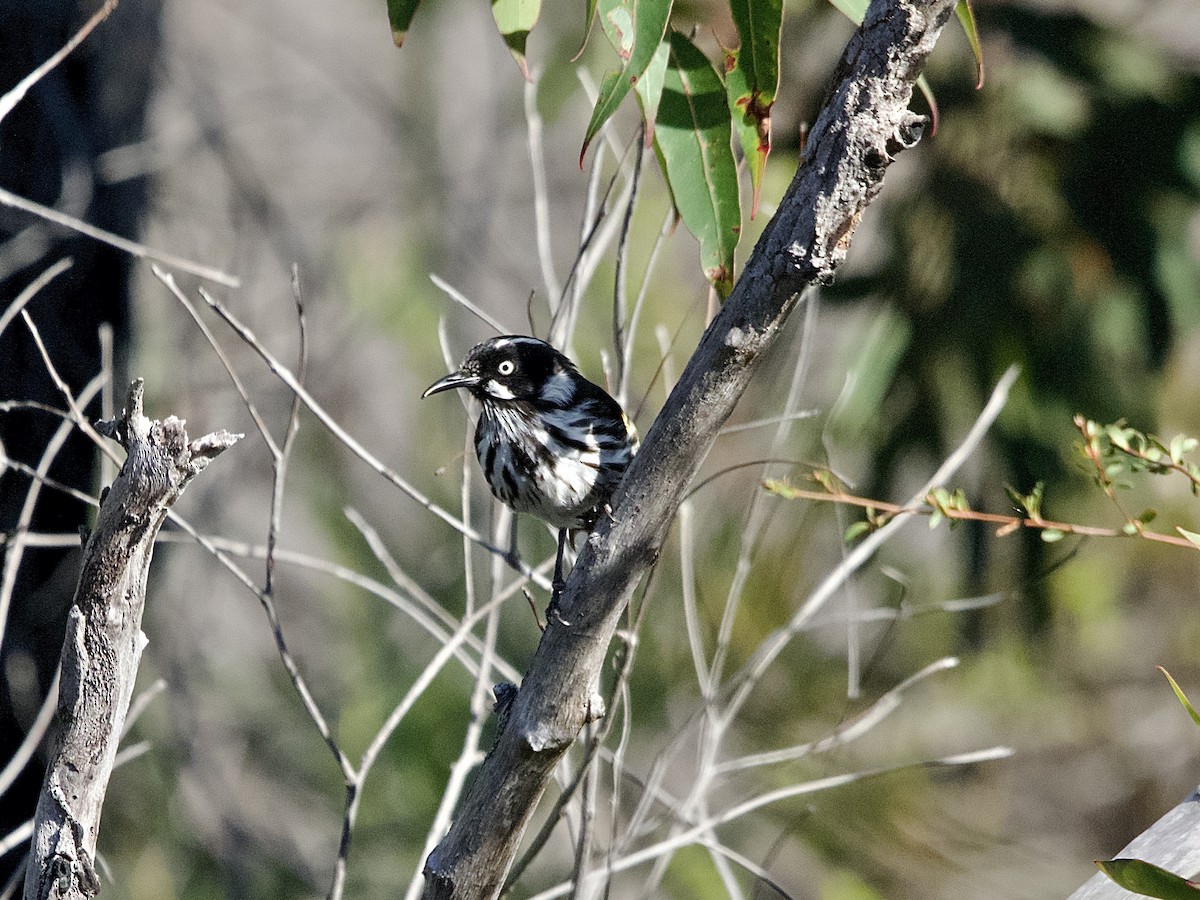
[546,580,571,627]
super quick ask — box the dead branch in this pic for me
[23,380,239,900]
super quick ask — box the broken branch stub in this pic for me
[24,379,240,900]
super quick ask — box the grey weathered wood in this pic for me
[1069,786,1200,899]
[420,0,960,895]
[23,380,239,900]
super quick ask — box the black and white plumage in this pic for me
[423,335,638,546]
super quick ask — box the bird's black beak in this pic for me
[422,370,477,398]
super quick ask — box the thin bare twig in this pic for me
[714,657,960,775]
[120,679,167,739]
[99,323,117,486]
[725,365,1022,720]
[0,373,105,656]
[0,670,60,800]
[158,266,351,797]
[767,482,1199,548]
[19,311,113,453]
[719,411,821,436]
[0,855,27,900]
[270,266,309,594]
[618,208,674,408]
[330,588,513,900]
[0,0,117,125]
[611,124,645,396]
[678,502,709,691]
[177,529,527,684]
[524,73,562,305]
[0,822,32,868]
[404,526,510,900]
[429,274,510,336]
[0,258,72,340]
[502,571,655,891]
[0,186,239,287]
[152,266,277,454]
[547,145,617,350]
[565,732,598,900]
[530,747,1014,900]
[709,296,817,692]
[562,136,640,350]
[0,459,98,510]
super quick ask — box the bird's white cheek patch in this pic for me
[486,380,516,400]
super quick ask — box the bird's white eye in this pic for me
[497,360,516,376]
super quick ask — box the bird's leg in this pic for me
[504,513,521,571]
[551,527,568,596]
[548,528,571,625]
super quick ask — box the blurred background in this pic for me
[2,0,1199,897]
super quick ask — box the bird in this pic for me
[422,335,638,610]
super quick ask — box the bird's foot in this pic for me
[546,582,571,627]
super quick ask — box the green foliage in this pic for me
[654,31,741,298]
[771,413,1200,552]
[1078,417,1200,496]
[492,0,542,79]
[1096,858,1200,899]
[827,7,1200,628]
[954,0,984,88]
[584,0,674,162]
[725,0,783,216]
[387,0,421,47]
[1005,481,1043,519]
[382,0,981,295]
[927,486,969,529]
[1158,667,1200,730]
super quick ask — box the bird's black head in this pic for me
[422,336,579,405]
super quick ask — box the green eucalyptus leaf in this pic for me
[654,30,741,298]
[726,0,783,217]
[635,39,671,144]
[583,0,674,163]
[491,0,542,80]
[1096,858,1200,899]
[388,0,422,47]
[955,0,984,88]
[1158,667,1200,729]
[579,0,600,55]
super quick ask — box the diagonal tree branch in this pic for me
[22,381,240,900]
[421,0,960,895]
